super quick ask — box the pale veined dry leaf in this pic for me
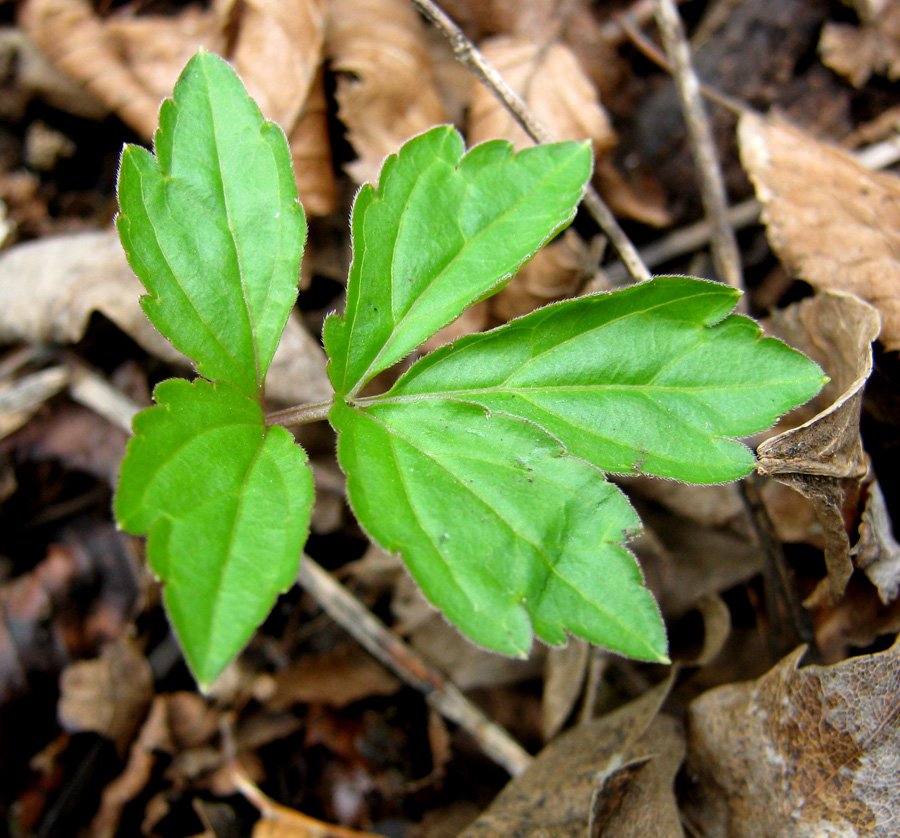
[325,0,447,185]
[739,111,900,351]
[467,35,615,156]
[230,0,335,215]
[19,0,225,137]
[684,640,900,838]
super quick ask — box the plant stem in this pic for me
[265,399,333,427]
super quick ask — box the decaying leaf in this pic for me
[229,0,335,215]
[758,291,881,606]
[0,230,331,405]
[458,677,679,838]
[852,479,900,604]
[490,230,596,323]
[267,643,400,710]
[684,639,900,838]
[739,111,900,350]
[20,0,333,213]
[326,0,447,185]
[541,639,590,741]
[468,35,615,155]
[819,2,900,88]
[19,0,224,138]
[57,638,153,754]
[589,715,685,838]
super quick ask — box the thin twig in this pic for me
[616,11,744,116]
[408,0,651,283]
[297,556,533,776]
[654,0,743,296]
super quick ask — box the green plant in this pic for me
[115,50,825,689]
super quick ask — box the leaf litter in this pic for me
[1,0,899,835]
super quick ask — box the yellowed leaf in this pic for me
[467,35,615,155]
[739,111,900,350]
[684,640,900,837]
[326,0,447,185]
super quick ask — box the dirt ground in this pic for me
[0,1,899,836]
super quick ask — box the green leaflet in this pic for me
[324,126,592,396]
[372,276,828,483]
[331,399,667,661]
[117,50,306,399]
[117,379,314,689]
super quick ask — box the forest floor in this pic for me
[0,1,899,836]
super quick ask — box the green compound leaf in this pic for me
[117,378,314,689]
[331,276,825,660]
[331,398,667,662]
[324,126,592,397]
[373,276,828,483]
[117,50,306,399]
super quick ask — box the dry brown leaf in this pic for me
[57,638,153,754]
[683,639,900,837]
[21,0,334,214]
[758,291,880,606]
[589,715,685,838]
[268,643,401,710]
[739,111,900,350]
[326,0,447,185]
[490,230,595,323]
[458,677,677,838]
[467,35,615,156]
[852,479,900,604]
[541,639,590,741]
[0,230,332,405]
[229,0,335,215]
[19,0,225,138]
[819,2,900,88]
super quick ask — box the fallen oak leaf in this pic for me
[326,0,447,185]
[739,110,900,351]
[757,291,880,606]
[683,638,900,838]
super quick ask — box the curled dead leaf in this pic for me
[739,111,900,350]
[758,291,880,606]
[852,479,900,605]
[684,639,900,837]
[20,0,333,214]
[230,0,335,215]
[326,0,447,185]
